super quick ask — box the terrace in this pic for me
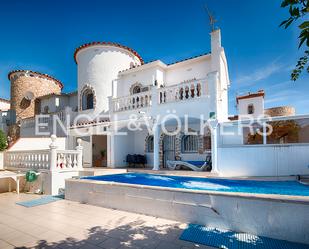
[0,192,212,249]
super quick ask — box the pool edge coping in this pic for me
[65,178,309,205]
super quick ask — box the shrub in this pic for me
[0,129,8,151]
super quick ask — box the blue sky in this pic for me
[0,0,308,115]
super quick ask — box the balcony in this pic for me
[112,79,208,113]
[112,90,152,112]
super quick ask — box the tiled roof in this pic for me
[37,91,77,99]
[8,70,64,89]
[70,118,110,128]
[118,60,157,73]
[228,115,239,121]
[0,97,10,103]
[236,90,265,104]
[74,42,144,64]
[118,52,210,74]
[167,52,210,66]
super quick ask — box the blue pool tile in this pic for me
[180,224,309,249]
[81,173,309,197]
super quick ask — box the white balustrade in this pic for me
[112,91,152,112]
[112,79,207,112]
[4,150,50,170]
[158,79,207,104]
[4,135,83,172]
[55,150,80,170]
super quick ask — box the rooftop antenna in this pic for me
[204,4,217,31]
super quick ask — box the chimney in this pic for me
[211,29,221,54]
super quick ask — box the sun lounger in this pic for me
[167,156,212,171]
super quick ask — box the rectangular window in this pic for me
[182,135,198,153]
[266,118,309,144]
[55,97,60,107]
[243,122,263,145]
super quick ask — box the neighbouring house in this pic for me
[0,98,10,112]
[0,98,15,136]
[229,90,296,120]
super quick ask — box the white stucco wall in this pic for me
[112,130,135,167]
[165,57,211,86]
[218,144,309,177]
[116,55,212,99]
[8,137,67,151]
[238,96,264,118]
[116,66,162,97]
[219,123,244,146]
[77,45,142,116]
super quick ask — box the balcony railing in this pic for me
[112,91,152,112]
[112,79,208,113]
[4,136,83,172]
[158,79,206,104]
[4,150,50,170]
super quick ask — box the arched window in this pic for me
[80,85,96,111]
[130,82,143,95]
[248,104,254,114]
[132,85,141,94]
[181,135,198,153]
[146,135,154,153]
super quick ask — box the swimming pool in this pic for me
[82,173,309,197]
[66,173,309,244]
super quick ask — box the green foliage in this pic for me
[291,50,309,80]
[100,149,106,158]
[0,129,8,151]
[280,0,309,80]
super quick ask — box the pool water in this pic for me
[82,173,309,197]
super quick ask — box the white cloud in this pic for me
[233,61,284,87]
[264,89,299,105]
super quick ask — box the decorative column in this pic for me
[108,96,114,114]
[150,84,158,115]
[208,119,219,174]
[107,132,115,168]
[153,123,160,171]
[263,122,267,145]
[207,71,219,120]
[76,138,83,170]
[49,134,58,171]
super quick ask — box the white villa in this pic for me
[1,29,309,195]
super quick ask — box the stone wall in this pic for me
[7,124,20,145]
[10,71,62,121]
[158,132,209,168]
[264,106,295,117]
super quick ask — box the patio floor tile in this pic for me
[0,193,201,249]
